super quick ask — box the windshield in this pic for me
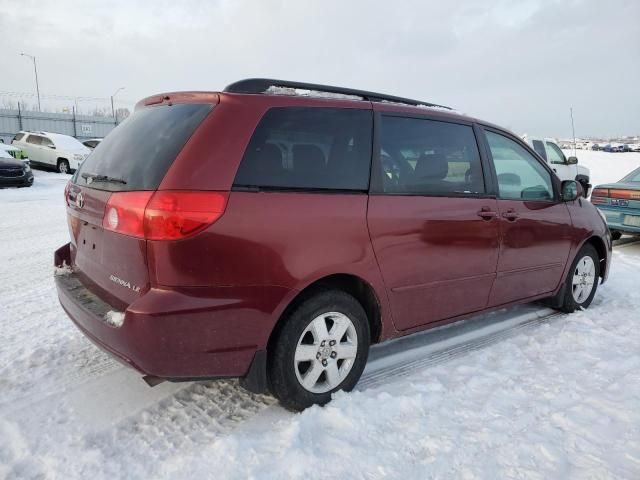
[73,103,212,191]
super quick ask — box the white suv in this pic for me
[12,131,91,174]
[522,136,591,196]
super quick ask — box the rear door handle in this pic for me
[502,210,519,220]
[477,207,497,220]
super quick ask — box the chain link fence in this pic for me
[0,92,132,143]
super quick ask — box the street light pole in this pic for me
[111,87,125,124]
[20,53,41,112]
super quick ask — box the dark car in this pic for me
[0,154,34,188]
[591,166,640,239]
[54,79,611,411]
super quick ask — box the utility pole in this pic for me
[20,53,41,112]
[570,107,576,156]
[111,87,125,124]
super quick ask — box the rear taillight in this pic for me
[102,191,228,241]
[64,182,71,206]
[609,189,640,200]
[103,191,153,238]
[591,188,609,197]
[144,191,228,240]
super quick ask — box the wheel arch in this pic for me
[582,235,608,280]
[267,273,383,357]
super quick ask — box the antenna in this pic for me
[570,107,576,156]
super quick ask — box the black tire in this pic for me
[57,159,70,174]
[610,230,622,241]
[268,290,370,411]
[555,244,600,313]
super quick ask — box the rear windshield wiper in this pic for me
[81,173,127,185]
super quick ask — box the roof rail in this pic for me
[223,78,450,110]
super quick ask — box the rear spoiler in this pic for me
[135,92,220,110]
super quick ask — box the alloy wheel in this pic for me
[294,312,358,394]
[572,255,596,304]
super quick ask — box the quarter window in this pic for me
[376,116,484,195]
[234,107,372,191]
[13,133,25,142]
[485,131,554,201]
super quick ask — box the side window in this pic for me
[486,131,554,201]
[13,133,25,142]
[545,142,566,165]
[234,107,372,191]
[531,140,547,160]
[41,136,54,148]
[26,135,42,145]
[377,116,484,195]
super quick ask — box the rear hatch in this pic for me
[66,101,214,308]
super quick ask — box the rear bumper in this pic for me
[598,206,640,235]
[54,243,291,384]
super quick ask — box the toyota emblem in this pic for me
[76,192,85,209]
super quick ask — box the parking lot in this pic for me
[1,156,639,478]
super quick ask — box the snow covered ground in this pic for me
[1,151,639,479]
[563,149,640,187]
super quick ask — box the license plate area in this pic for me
[611,199,629,207]
[623,215,640,227]
[77,223,104,259]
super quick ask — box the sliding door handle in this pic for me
[502,210,519,220]
[477,207,497,220]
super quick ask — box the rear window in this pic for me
[74,103,212,191]
[233,107,372,191]
[531,140,547,160]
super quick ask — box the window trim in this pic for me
[479,126,560,203]
[369,112,491,198]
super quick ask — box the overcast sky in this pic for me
[1,0,638,138]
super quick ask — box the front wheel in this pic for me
[556,244,600,313]
[610,230,622,241]
[57,159,70,174]
[268,290,370,411]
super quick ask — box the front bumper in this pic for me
[54,243,290,384]
[0,171,33,187]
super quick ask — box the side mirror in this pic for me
[561,180,581,201]
[567,156,578,165]
[47,144,56,149]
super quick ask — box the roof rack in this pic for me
[223,78,450,110]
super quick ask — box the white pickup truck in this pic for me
[522,136,591,197]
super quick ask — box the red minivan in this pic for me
[55,79,611,410]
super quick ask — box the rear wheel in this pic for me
[57,159,70,174]
[268,290,370,411]
[555,244,600,313]
[610,230,622,241]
